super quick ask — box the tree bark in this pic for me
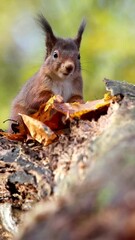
[1,79,135,240]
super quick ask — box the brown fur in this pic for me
[9,15,86,132]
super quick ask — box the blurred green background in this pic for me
[1,0,135,129]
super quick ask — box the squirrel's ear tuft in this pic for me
[37,14,57,57]
[74,18,86,49]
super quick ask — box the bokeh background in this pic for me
[1,0,135,129]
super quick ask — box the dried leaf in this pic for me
[44,95,63,113]
[3,94,112,145]
[53,96,111,119]
[0,132,25,141]
[104,92,112,101]
[31,95,111,130]
[19,114,57,146]
[32,95,67,130]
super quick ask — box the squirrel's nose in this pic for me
[66,64,73,73]
[65,63,74,74]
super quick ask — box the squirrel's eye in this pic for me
[53,51,59,59]
[78,53,80,60]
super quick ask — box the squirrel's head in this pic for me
[38,14,86,80]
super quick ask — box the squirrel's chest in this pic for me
[52,80,72,102]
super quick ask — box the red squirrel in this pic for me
[9,15,86,132]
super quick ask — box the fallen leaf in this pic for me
[3,94,112,145]
[32,95,68,130]
[0,132,25,141]
[53,96,111,119]
[19,113,57,146]
[31,95,111,130]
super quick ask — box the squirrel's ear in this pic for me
[37,14,57,57]
[74,19,86,49]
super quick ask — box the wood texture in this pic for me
[0,79,135,240]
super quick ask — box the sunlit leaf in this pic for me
[53,96,111,119]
